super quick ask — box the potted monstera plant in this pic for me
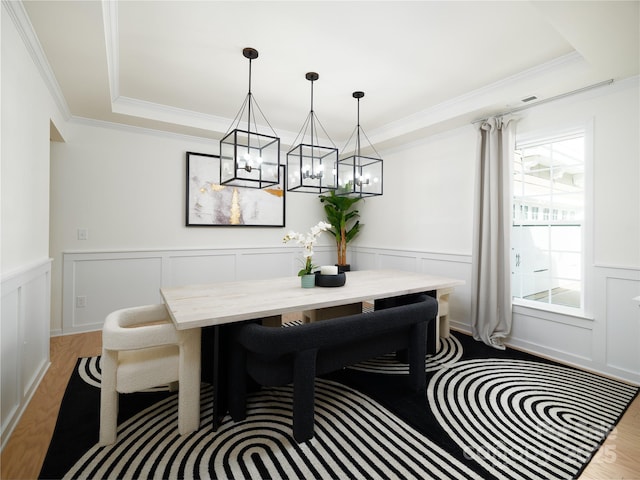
[319,191,363,272]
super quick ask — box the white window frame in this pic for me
[512,120,594,319]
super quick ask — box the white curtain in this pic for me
[471,116,517,349]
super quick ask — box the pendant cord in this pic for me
[356,96,361,157]
[246,58,252,140]
[310,78,315,156]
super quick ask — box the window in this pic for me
[512,132,585,309]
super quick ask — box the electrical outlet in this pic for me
[77,228,89,240]
[76,296,87,308]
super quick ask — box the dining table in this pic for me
[160,268,465,430]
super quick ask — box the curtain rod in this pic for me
[472,78,614,124]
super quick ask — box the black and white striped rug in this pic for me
[41,332,638,480]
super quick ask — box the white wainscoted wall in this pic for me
[1,3,65,450]
[353,250,639,387]
[60,246,473,335]
[52,79,639,390]
[350,247,473,329]
[0,260,51,449]
[508,265,640,385]
[592,266,640,380]
[60,245,640,384]
[61,246,335,333]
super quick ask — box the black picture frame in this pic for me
[186,151,285,227]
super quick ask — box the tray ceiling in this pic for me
[19,1,640,149]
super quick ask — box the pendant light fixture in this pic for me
[220,47,280,189]
[287,72,338,193]
[337,91,383,197]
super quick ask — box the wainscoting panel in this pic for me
[350,250,377,270]
[166,252,236,286]
[62,247,323,335]
[418,255,473,333]
[237,250,293,280]
[351,247,639,384]
[1,258,51,450]
[60,249,640,384]
[377,253,419,272]
[507,265,640,384]
[351,247,473,332]
[510,306,594,361]
[20,272,50,397]
[63,253,163,333]
[1,289,20,441]
[599,267,640,379]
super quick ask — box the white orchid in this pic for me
[283,221,331,276]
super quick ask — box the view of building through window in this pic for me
[512,133,585,308]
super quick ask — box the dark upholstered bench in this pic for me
[227,294,438,442]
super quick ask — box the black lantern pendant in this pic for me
[337,91,383,197]
[220,48,280,189]
[287,72,338,193]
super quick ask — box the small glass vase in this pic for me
[300,274,315,288]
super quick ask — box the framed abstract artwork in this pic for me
[186,151,285,227]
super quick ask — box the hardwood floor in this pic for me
[1,331,102,480]
[579,391,640,480]
[1,330,639,479]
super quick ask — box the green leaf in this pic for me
[318,191,364,263]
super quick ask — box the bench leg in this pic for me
[426,312,437,354]
[228,338,247,422]
[293,349,318,442]
[409,322,427,391]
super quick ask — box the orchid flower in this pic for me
[283,221,331,276]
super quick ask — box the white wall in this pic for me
[516,78,640,268]
[508,78,640,383]
[357,124,476,256]
[1,4,62,448]
[354,79,639,383]
[361,78,639,269]
[50,79,639,383]
[49,121,330,332]
[363,78,640,265]
[1,6,62,271]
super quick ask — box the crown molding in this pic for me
[2,0,71,120]
[10,1,631,152]
[69,115,220,144]
[111,96,231,134]
[73,74,638,153]
[102,0,120,102]
[99,0,302,144]
[70,110,306,151]
[109,96,301,146]
[368,51,586,146]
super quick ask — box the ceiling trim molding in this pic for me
[368,51,585,146]
[102,0,120,103]
[111,96,231,133]
[100,1,302,144]
[110,95,301,146]
[97,0,586,149]
[67,74,638,153]
[69,115,220,145]
[3,0,71,120]
[89,49,585,149]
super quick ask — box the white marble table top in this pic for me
[160,269,464,330]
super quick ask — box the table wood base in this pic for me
[302,303,362,323]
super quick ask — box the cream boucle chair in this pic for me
[99,304,201,445]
